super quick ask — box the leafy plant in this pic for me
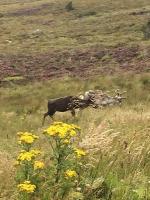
[15,122,112,200]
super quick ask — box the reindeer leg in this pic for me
[50,115,55,121]
[42,112,49,126]
[71,109,75,117]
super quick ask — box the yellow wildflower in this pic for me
[43,126,58,136]
[30,149,41,155]
[17,150,41,162]
[74,148,86,158]
[63,139,70,144]
[70,129,76,137]
[43,122,79,139]
[34,161,45,170]
[17,132,39,144]
[57,127,67,138]
[17,181,36,193]
[65,170,77,178]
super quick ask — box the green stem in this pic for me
[49,138,58,159]
[55,141,62,184]
[52,139,63,200]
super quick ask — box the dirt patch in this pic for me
[0,45,149,85]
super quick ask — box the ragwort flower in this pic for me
[17,181,36,193]
[74,148,86,158]
[17,150,41,162]
[34,161,45,170]
[43,122,80,139]
[63,139,70,144]
[65,170,77,178]
[17,132,39,144]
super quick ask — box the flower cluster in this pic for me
[15,122,89,199]
[17,132,39,144]
[16,129,46,198]
[74,148,86,158]
[17,149,41,162]
[43,122,80,139]
[65,170,77,178]
[17,181,36,193]
[34,161,45,170]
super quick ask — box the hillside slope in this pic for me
[0,0,150,82]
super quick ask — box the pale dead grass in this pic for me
[80,121,120,154]
[79,108,150,199]
[80,108,150,163]
[0,151,15,200]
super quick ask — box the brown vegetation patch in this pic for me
[111,46,139,63]
[0,45,149,85]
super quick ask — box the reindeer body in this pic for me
[42,89,126,125]
[43,95,95,125]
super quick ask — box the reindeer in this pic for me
[42,93,96,125]
[42,89,126,125]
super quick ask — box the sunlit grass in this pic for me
[0,0,150,198]
[0,78,149,199]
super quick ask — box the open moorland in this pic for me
[0,0,150,83]
[0,0,150,200]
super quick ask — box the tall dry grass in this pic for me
[0,75,149,199]
[0,151,15,199]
